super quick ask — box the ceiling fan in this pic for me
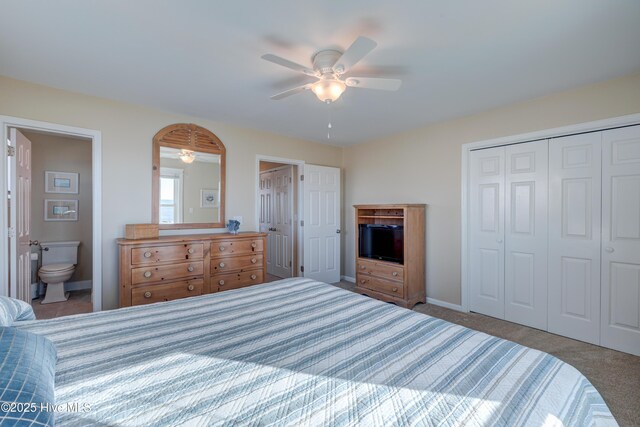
[262,36,402,103]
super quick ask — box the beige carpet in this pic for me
[333,280,640,427]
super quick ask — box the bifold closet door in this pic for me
[548,132,602,345]
[469,147,505,319]
[504,141,548,330]
[601,125,640,356]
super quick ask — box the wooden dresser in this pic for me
[354,204,426,308]
[117,232,267,307]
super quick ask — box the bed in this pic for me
[13,278,615,426]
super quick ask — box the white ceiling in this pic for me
[2,1,639,145]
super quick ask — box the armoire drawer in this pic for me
[215,270,264,291]
[357,274,404,298]
[212,239,263,256]
[357,259,404,282]
[211,254,263,274]
[131,278,203,305]
[132,261,204,285]
[131,243,204,265]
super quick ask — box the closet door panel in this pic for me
[505,140,548,330]
[548,132,601,344]
[469,147,505,318]
[601,125,640,356]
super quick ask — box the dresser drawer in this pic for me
[212,239,263,257]
[356,274,404,298]
[215,270,264,291]
[131,243,204,265]
[131,279,203,305]
[132,261,204,285]
[211,254,263,274]
[357,259,404,283]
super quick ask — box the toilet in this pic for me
[38,241,80,304]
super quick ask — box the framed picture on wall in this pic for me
[200,189,218,208]
[44,199,78,221]
[45,171,79,194]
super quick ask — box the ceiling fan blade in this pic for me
[270,84,312,100]
[332,36,377,74]
[345,77,402,91]
[261,54,317,76]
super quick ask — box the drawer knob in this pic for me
[219,280,225,286]
[144,251,152,258]
[144,271,152,278]
[188,284,195,291]
[251,242,257,248]
[219,246,225,252]
[251,258,257,264]
[392,287,398,292]
[360,265,365,270]
[392,272,398,277]
[219,262,225,268]
[360,279,366,284]
[250,274,257,280]
[144,291,152,298]
[188,248,194,254]
[187,265,195,272]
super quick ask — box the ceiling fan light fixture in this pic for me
[311,79,346,103]
[179,149,196,164]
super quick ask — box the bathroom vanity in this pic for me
[117,232,267,307]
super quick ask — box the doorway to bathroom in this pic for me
[1,116,102,318]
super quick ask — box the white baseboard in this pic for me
[341,275,355,283]
[426,297,465,312]
[31,280,92,299]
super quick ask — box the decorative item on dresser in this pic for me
[117,232,267,307]
[354,204,426,308]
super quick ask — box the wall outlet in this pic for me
[231,216,243,224]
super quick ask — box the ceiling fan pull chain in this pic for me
[327,102,332,139]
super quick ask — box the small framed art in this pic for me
[44,199,78,221]
[200,189,218,208]
[45,171,79,194]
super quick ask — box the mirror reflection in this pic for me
[158,147,221,224]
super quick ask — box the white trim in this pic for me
[460,113,640,315]
[341,275,355,283]
[255,155,306,277]
[0,116,102,312]
[426,297,464,312]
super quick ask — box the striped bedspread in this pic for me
[16,278,615,426]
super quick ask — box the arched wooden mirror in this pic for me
[152,123,226,229]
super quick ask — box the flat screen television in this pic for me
[359,224,404,264]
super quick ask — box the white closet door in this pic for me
[259,172,274,274]
[601,125,640,356]
[504,141,548,330]
[272,166,294,278]
[548,132,602,344]
[469,147,505,319]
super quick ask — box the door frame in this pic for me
[255,155,305,277]
[461,113,640,313]
[1,116,103,312]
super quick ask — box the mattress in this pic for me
[16,278,616,426]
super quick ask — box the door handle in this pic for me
[336,229,341,234]
[604,247,614,253]
[496,239,503,244]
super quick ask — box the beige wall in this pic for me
[25,131,92,282]
[342,72,640,306]
[0,76,343,309]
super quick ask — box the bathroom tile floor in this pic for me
[31,289,93,320]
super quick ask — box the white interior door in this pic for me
[303,164,340,283]
[272,166,293,278]
[469,146,505,319]
[258,171,274,274]
[601,125,640,356]
[10,129,32,303]
[548,132,602,344]
[504,141,548,330]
